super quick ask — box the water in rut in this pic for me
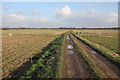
[68,45,74,49]
[90,51,97,54]
[68,51,74,54]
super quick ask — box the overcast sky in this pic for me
[1,2,118,28]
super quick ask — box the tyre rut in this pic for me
[63,34,90,78]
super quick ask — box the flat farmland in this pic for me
[2,29,66,78]
[73,29,119,54]
[1,29,119,79]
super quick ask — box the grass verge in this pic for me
[55,33,66,78]
[72,33,120,68]
[70,34,107,78]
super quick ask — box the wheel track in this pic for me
[63,34,90,78]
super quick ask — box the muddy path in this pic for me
[63,34,90,78]
[71,33,119,78]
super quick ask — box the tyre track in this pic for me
[63,34,90,78]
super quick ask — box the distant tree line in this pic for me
[1,27,120,30]
[58,27,120,30]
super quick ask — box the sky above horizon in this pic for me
[1,2,118,28]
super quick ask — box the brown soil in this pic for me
[62,34,90,78]
[71,34,119,78]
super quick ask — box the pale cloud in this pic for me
[106,13,118,23]
[110,12,118,17]
[17,10,40,15]
[87,4,91,7]
[39,18,48,22]
[90,9,96,13]
[0,7,2,10]
[2,14,58,28]
[18,10,26,14]
[31,10,40,15]
[53,5,72,18]
[33,17,48,22]
[9,14,26,20]
[3,14,28,27]
[2,7,10,11]
[53,6,117,28]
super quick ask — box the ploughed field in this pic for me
[2,29,66,78]
[1,29,119,79]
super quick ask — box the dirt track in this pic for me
[63,34,90,78]
[70,33,119,78]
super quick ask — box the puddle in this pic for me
[68,51,75,54]
[67,35,70,39]
[91,51,97,54]
[67,37,70,39]
[67,35,69,38]
[68,45,74,49]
